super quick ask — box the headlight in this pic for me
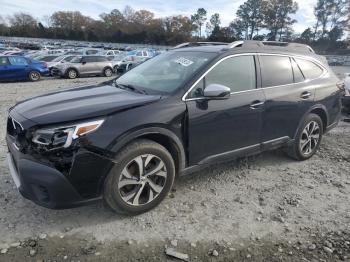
[32,119,104,150]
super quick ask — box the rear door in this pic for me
[259,54,316,143]
[80,56,98,75]
[185,54,265,165]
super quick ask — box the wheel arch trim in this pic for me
[109,127,186,172]
[294,104,329,139]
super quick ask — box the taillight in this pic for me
[42,62,48,68]
[336,81,345,96]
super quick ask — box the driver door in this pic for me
[185,55,265,165]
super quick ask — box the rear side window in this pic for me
[0,57,9,65]
[291,58,305,83]
[295,58,324,80]
[8,56,28,65]
[96,56,108,62]
[260,55,293,87]
[83,56,98,63]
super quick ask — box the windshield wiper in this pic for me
[115,82,148,95]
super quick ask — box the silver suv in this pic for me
[52,56,114,79]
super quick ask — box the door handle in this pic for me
[300,91,311,99]
[250,101,265,110]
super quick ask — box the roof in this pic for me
[172,40,316,56]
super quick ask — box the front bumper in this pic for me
[6,136,110,209]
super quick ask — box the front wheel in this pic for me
[103,139,175,215]
[28,71,41,81]
[66,69,78,79]
[285,113,323,160]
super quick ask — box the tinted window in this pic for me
[8,56,28,65]
[0,57,9,65]
[260,55,293,87]
[96,56,107,62]
[291,58,305,83]
[189,55,256,97]
[295,58,324,80]
[83,56,98,63]
[86,50,98,55]
[207,56,256,92]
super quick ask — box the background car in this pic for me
[51,55,114,79]
[342,73,350,112]
[46,55,78,75]
[0,55,49,81]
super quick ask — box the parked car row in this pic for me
[0,45,161,81]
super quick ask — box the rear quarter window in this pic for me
[295,58,324,80]
[0,57,9,65]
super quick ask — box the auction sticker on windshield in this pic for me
[174,57,194,67]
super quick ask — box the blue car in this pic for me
[0,55,49,82]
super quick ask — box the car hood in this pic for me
[12,83,161,125]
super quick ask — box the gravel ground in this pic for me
[0,69,350,261]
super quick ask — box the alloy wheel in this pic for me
[299,121,320,156]
[30,72,40,81]
[68,70,77,79]
[118,154,167,206]
[105,69,113,77]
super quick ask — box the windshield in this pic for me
[116,51,216,94]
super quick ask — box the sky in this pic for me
[2,0,318,34]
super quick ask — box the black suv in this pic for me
[6,41,343,215]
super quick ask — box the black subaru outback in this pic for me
[6,41,344,215]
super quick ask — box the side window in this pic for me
[291,58,305,83]
[83,56,97,63]
[295,58,324,80]
[260,55,293,87]
[86,50,98,55]
[136,51,143,57]
[0,57,9,65]
[189,55,256,98]
[8,56,28,66]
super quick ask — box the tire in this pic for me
[66,68,78,79]
[28,71,41,82]
[103,67,113,77]
[103,139,175,215]
[285,113,323,161]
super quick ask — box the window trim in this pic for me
[182,53,328,101]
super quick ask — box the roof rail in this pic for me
[226,40,315,54]
[172,42,228,49]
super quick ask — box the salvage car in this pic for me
[0,55,49,81]
[51,55,114,79]
[6,41,343,215]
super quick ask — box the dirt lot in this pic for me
[0,68,350,261]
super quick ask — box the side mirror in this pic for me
[82,61,86,65]
[204,84,231,99]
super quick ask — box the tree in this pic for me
[163,15,193,44]
[206,13,221,38]
[263,0,298,41]
[191,8,207,38]
[236,0,265,39]
[8,13,38,37]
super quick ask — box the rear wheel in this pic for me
[28,71,41,81]
[285,113,323,160]
[66,69,78,79]
[103,67,113,77]
[103,139,175,215]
